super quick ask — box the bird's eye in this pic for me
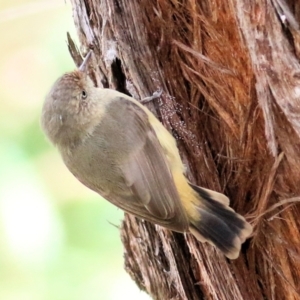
[81,90,87,99]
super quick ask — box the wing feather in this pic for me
[118,98,186,224]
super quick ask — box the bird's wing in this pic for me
[101,97,189,231]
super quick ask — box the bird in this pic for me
[41,51,252,259]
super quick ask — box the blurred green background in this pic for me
[0,1,149,299]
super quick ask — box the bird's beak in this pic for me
[79,50,93,72]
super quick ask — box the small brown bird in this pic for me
[41,52,252,259]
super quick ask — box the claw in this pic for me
[141,89,163,104]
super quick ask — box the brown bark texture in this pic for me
[68,0,300,299]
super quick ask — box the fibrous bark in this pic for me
[69,0,300,299]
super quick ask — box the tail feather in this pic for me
[188,184,252,259]
[189,183,230,206]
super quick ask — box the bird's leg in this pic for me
[140,90,163,104]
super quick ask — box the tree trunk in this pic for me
[69,0,300,299]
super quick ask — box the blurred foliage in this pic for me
[0,1,149,299]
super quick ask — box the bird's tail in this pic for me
[188,183,252,259]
